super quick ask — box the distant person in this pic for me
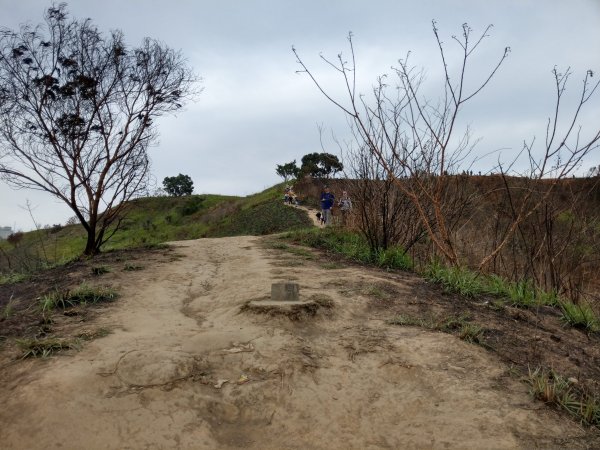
[320,186,335,226]
[283,185,291,204]
[288,188,299,205]
[338,190,352,226]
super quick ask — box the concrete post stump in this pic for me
[271,282,299,302]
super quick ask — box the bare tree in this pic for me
[293,23,508,265]
[479,67,600,270]
[0,4,199,255]
[344,140,427,254]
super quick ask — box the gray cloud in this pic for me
[1,0,599,230]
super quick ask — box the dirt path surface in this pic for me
[0,236,589,449]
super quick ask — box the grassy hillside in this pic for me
[0,182,312,276]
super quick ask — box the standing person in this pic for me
[338,190,352,226]
[320,186,335,226]
[288,187,299,205]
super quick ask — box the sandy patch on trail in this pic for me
[0,236,588,449]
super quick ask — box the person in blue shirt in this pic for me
[320,186,335,226]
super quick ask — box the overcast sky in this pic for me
[1,0,599,231]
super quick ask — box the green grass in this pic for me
[68,283,118,303]
[265,239,316,260]
[16,337,80,358]
[283,228,594,333]
[1,194,239,270]
[457,323,485,344]
[423,260,560,308]
[365,284,387,299]
[77,328,112,340]
[91,265,110,275]
[0,183,311,278]
[424,260,485,298]
[559,301,600,332]
[40,283,118,312]
[388,313,486,345]
[285,246,314,259]
[2,295,17,318]
[387,314,432,328]
[282,228,412,271]
[210,200,312,237]
[376,247,413,271]
[282,228,370,261]
[267,241,291,250]
[0,272,30,285]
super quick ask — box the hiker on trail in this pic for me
[338,190,352,226]
[283,185,291,204]
[320,186,335,226]
[287,188,299,205]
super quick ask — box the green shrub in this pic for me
[376,247,413,271]
[179,196,204,216]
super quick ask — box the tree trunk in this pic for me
[83,226,99,256]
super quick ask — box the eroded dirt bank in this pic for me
[0,236,591,449]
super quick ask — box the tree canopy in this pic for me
[275,160,299,182]
[163,174,194,196]
[0,5,198,255]
[299,152,343,178]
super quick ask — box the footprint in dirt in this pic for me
[115,349,198,387]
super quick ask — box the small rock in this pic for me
[568,377,578,384]
[214,379,229,389]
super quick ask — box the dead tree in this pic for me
[343,136,428,255]
[294,23,599,269]
[480,67,600,270]
[0,4,199,255]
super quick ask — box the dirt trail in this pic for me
[0,236,587,449]
[292,203,323,227]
